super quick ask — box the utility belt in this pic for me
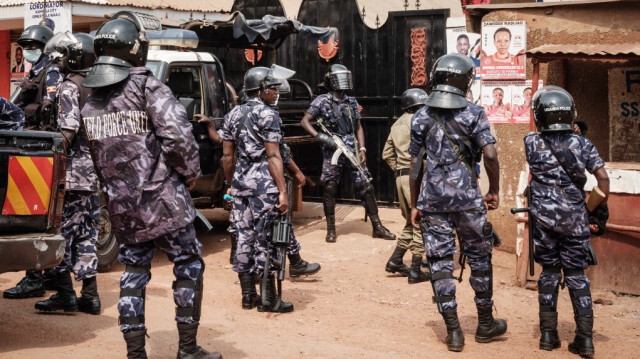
[395,168,411,177]
[240,154,268,163]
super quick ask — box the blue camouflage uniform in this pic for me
[222,96,283,275]
[307,93,372,195]
[19,56,62,128]
[81,67,203,332]
[0,97,25,130]
[409,104,496,311]
[55,76,100,280]
[524,131,605,317]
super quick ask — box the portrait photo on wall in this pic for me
[511,80,543,124]
[480,21,526,80]
[481,81,513,124]
[446,27,482,72]
[10,43,31,95]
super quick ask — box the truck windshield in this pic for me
[146,61,162,78]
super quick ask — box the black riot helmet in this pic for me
[425,54,475,109]
[532,86,577,133]
[44,32,95,73]
[401,88,428,112]
[84,11,160,88]
[324,64,353,91]
[243,65,296,92]
[17,24,54,49]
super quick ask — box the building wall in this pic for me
[474,3,640,253]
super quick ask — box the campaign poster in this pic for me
[23,1,72,33]
[467,76,482,106]
[480,21,526,80]
[481,81,513,124]
[511,80,542,124]
[446,27,482,73]
[10,43,31,97]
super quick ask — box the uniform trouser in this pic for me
[227,221,301,259]
[54,190,100,280]
[421,208,494,311]
[117,223,203,333]
[395,174,424,256]
[320,151,373,205]
[230,193,282,275]
[533,222,593,314]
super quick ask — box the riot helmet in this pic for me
[67,33,95,73]
[243,65,295,92]
[532,86,576,133]
[401,88,428,112]
[324,64,353,91]
[425,54,475,109]
[84,11,160,88]
[17,24,54,49]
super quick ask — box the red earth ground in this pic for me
[1,203,638,359]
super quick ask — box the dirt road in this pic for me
[1,203,638,358]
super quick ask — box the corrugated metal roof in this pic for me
[527,44,640,58]
[0,0,234,12]
[465,0,628,16]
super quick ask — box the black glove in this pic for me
[316,133,337,150]
[588,204,609,236]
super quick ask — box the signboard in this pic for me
[23,1,72,33]
[608,67,640,162]
[480,21,526,80]
[446,27,481,72]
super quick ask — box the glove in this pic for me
[588,204,609,236]
[316,133,337,150]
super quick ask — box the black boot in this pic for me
[257,273,294,313]
[3,270,45,299]
[124,330,148,359]
[325,215,337,243]
[408,254,430,284]
[78,276,101,315]
[385,246,409,276]
[238,273,257,310]
[229,233,237,265]
[442,309,465,352]
[43,269,59,291]
[369,214,396,240]
[568,316,594,358]
[35,271,78,312]
[288,253,321,277]
[539,311,561,351]
[323,182,337,243]
[177,323,223,359]
[475,305,507,343]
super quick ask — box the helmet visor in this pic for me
[329,70,353,90]
[44,31,77,59]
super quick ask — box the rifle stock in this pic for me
[316,120,371,184]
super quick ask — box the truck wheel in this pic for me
[97,206,118,272]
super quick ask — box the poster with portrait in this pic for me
[480,21,526,80]
[481,81,514,124]
[467,76,482,106]
[10,43,31,97]
[511,80,542,124]
[446,27,482,73]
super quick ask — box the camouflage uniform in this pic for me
[19,55,62,128]
[81,67,203,332]
[524,131,605,319]
[55,77,100,280]
[307,93,371,194]
[0,96,25,130]
[408,104,496,311]
[222,97,282,274]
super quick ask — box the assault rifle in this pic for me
[316,119,371,185]
[261,173,294,308]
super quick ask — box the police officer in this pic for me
[0,96,24,130]
[222,65,296,313]
[525,86,609,357]
[382,88,430,284]
[300,64,395,243]
[32,32,101,315]
[81,12,221,359]
[13,24,62,130]
[409,54,506,352]
[3,23,63,300]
